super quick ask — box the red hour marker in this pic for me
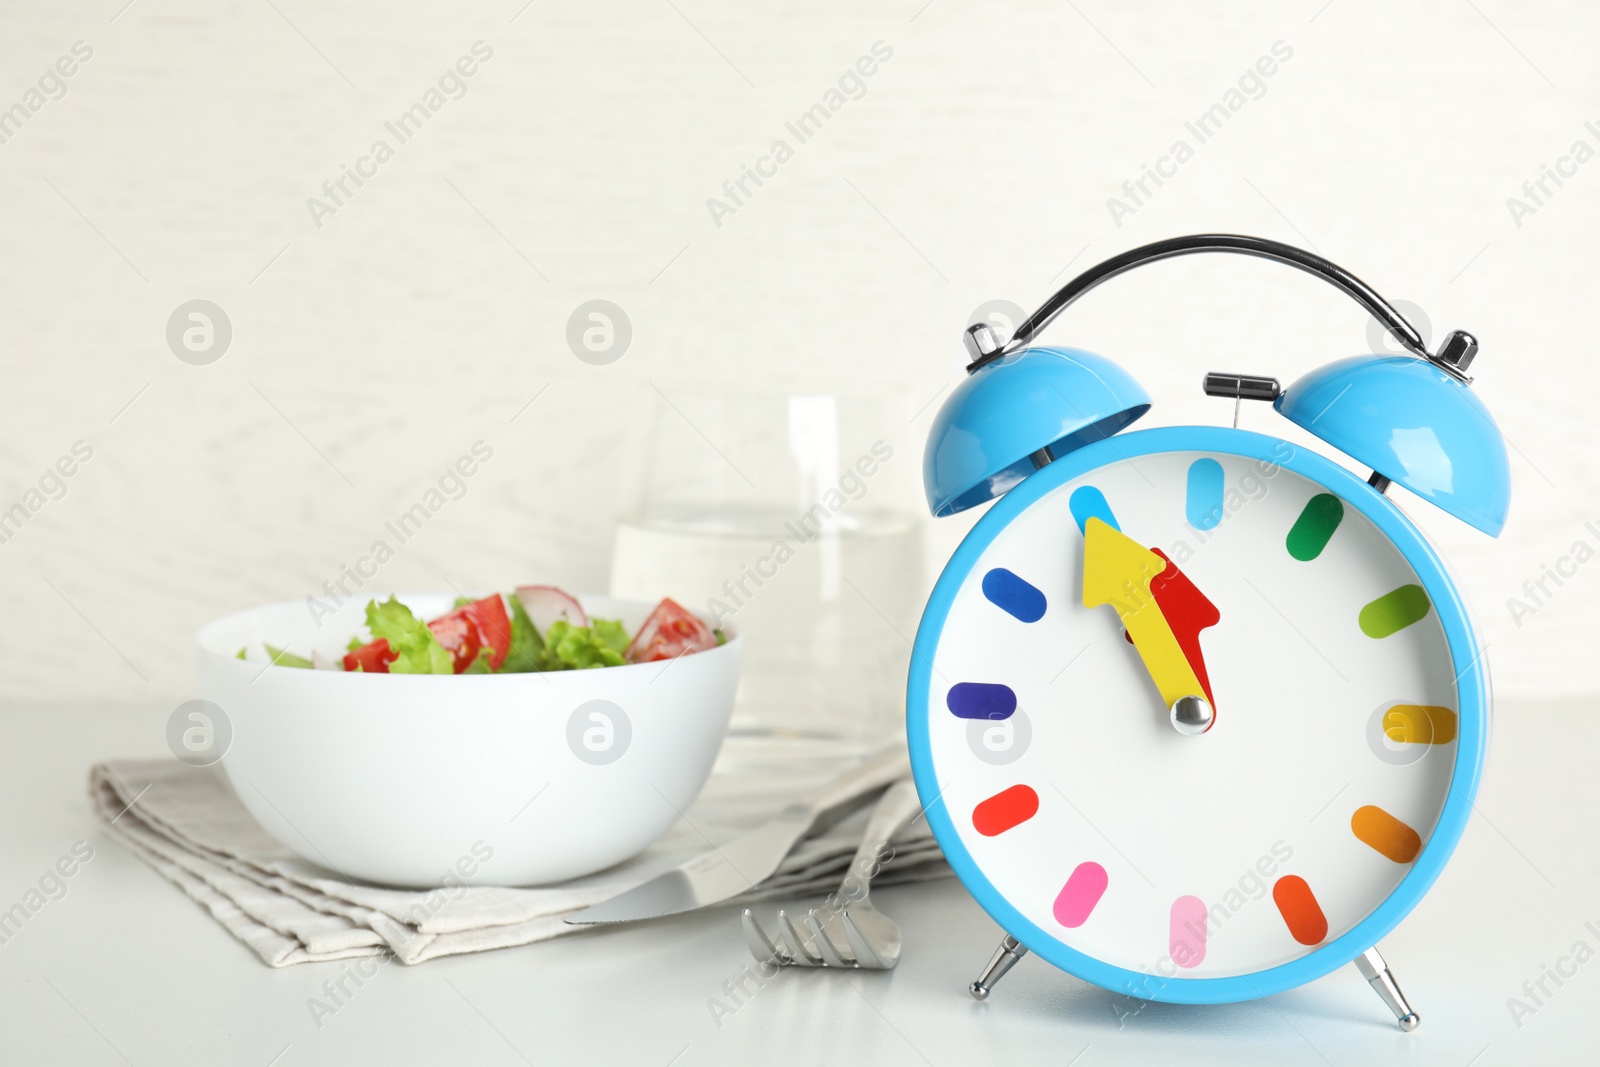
[1273,875,1328,946]
[972,785,1039,837]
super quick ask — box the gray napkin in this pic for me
[89,752,947,966]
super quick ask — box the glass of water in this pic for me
[608,385,925,753]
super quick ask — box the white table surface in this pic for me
[0,697,1592,1066]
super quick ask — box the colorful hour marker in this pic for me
[947,682,1017,721]
[1286,493,1344,561]
[1273,876,1328,946]
[1351,805,1422,864]
[981,568,1047,623]
[1382,703,1457,745]
[1169,895,1209,968]
[1185,458,1225,531]
[1053,862,1108,928]
[1069,485,1119,534]
[1359,584,1431,638]
[972,785,1039,837]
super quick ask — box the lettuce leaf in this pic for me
[338,595,631,675]
[494,594,545,674]
[365,596,453,674]
[537,618,628,670]
[263,643,313,669]
[593,618,630,657]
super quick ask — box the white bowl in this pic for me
[196,594,740,888]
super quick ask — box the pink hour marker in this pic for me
[1053,862,1108,928]
[1169,895,1209,969]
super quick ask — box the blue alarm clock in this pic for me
[907,235,1508,1029]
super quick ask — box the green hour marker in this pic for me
[1359,584,1431,638]
[1286,494,1344,561]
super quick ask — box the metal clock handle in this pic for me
[963,233,1478,384]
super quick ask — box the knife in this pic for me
[565,747,910,925]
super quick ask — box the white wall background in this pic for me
[0,0,1595,704]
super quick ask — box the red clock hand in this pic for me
[1123,549,1220,706]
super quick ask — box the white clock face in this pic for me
[922,448,1461,980]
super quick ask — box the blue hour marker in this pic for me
[947,682,1017,720]
[1069,485,1119,535]
[982,568,1047,622]
[1186,458,1225,531]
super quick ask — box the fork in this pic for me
[741,778,923,969]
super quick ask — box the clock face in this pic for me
[911,431,1484,996]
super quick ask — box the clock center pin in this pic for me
[1170,694,1214,736]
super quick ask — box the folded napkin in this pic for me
[90,750,947,967]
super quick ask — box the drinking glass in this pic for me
[608,385,924,753]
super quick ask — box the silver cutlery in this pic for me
[742,777,923,969]
[566,748,908,926]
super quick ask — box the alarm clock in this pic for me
[907,235,1507,1029]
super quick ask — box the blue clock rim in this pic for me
[905,425,1489,1005]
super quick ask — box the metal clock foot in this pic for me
[969,935,1028,1000]
[1355,947,1420,1031]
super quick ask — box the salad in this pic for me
[242,587,723,674]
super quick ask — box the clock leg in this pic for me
[969,935,1028,1000]
[1355,947,1420,1031]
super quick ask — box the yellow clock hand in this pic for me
[1081,517,1210,728]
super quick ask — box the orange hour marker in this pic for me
[1352,805,1422,863]
[1273,875,1328,946]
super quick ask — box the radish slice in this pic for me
[311,651,340,671]
[514,585,587,636]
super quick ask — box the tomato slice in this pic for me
[428,595,513,673]
[341,596,513,674]
[624,598,718,664]
[343,638,397,673]
[426,613,480,673]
